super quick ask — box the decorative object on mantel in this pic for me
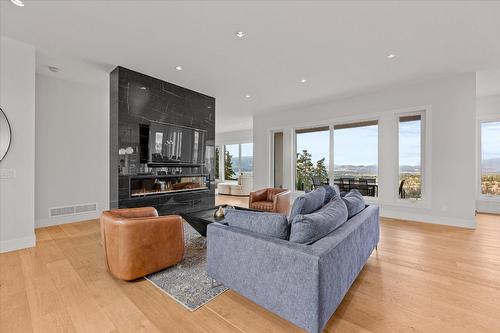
[0,107,12,162]
[145,222,227,311]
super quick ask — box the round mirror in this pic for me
[0,107,12,161]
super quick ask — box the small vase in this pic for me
[214,206,225,219]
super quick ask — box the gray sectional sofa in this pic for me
[207,187,380,333]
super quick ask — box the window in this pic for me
[333,121,378,197]
[215,146,220,180]
[224,144,239,180]
[398,115,422,199]
[295,127,330,191]
[224,142,253,180]
[480,121,500,196]
[240,143,253,173]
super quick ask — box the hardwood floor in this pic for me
[1,196,500,332]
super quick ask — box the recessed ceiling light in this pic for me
[245,94,251,98]
[235,31,245,38]
[300,79,307,83]
[175,66,183,71]
[10,0,24,7]
[387,53,396,59]
[139,86,147,90]
[48,66,60,73]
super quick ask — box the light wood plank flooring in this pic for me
[1,195,500,332]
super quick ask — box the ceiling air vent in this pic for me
[49,203,97,218]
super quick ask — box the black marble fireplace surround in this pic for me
[110,66,215,215]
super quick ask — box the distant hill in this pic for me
[240,156,253,172]
[332,164,421,175]
[482,158,500,173]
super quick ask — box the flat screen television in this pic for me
[139,121,206,166]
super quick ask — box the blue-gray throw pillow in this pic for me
[289,187,326,222]
[223,209,289,240]
[342,189,366,219]
[322,185,340,204]
[289,195,348,244]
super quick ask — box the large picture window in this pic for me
[333,121,378,197]
[398,114,422,199]
[224,142,253,180]
[295,127,330,191]
[480,121,500,196]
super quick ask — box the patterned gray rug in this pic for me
[145,222,227,311]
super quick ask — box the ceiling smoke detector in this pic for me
[48,66,60,73]
[175,66,183,71]
[235,31,246,38]
[387,53,396,59]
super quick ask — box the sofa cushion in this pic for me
[251,201,274,211]
[289,187,326,222]
[223,209,289,240]
[322,185,340,204]
[289,195,348,244]
[342,189,366,219]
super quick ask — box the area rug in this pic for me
[145,222,227,311]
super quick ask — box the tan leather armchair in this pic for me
[100,207,184,281]
[249,188,291,216]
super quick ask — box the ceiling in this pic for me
[2,1,500,133]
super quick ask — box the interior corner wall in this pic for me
[0,37,36,253]
[35,74,109,227]
[253,73,477,228]
[476,93,500,214]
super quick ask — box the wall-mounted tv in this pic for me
[139,121,206,166]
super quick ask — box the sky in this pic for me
[481,121,500,161]
[224,142,253,157]
[296,122,423,167]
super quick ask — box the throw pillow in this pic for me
[322,185,340,204]
[289,187,326,222]
[223,209,289,240]
[342,189,366,219]
[289,195,348,244]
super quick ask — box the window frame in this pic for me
[332,119,380,199]
[293,125,332,192]
[478,116,500,200]
[395,110,426,202]
[223,142,253,181]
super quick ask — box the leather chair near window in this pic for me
[249,188,291,216]
[100,207,184,281]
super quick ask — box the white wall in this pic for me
[254,73,477,228]
[35,74,109,227]
[476,94,500,214]
[0,37,36,252]
[215,129,253,146]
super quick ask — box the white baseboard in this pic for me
[476,199,500,214]
[380,207,475,229]
[0,234,36,253]
[36,211,101,228]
